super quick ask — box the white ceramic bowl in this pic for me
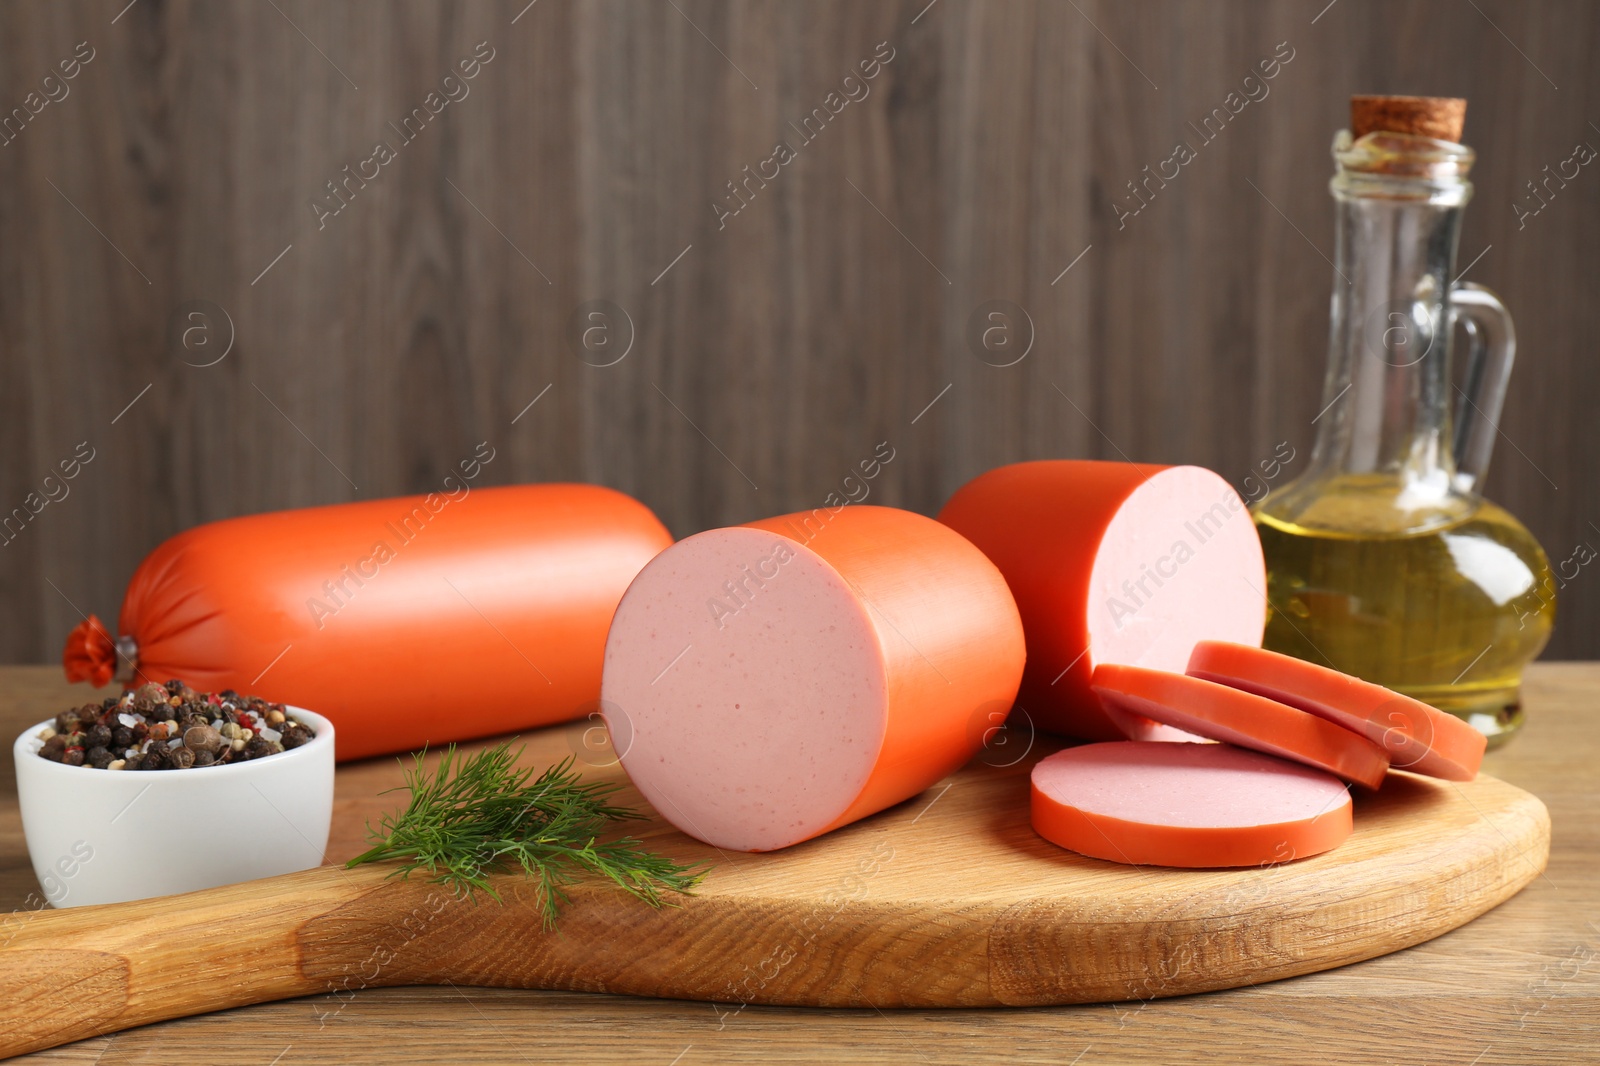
[13,706,334,907]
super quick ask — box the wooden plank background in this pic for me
[0,0,1595,663]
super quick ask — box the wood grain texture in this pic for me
[1,1,1597,664]
[0,665,1568,1062]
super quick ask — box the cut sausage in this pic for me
[1188,641,1486,781]
[1090,664,1391,788]
[601,505,1025,852]
[937,460,1267,741]
[62,483,673,761]
[1030,741,1353,868]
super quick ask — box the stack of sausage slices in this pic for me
[1030,641,1488,868]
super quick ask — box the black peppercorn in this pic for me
[112,725,134,748]
[169,747,196,769]
[86,723,112,749]
[87,746,113,769]
[64,701,94,736]
[40,735,67,761]
[191,749,216,768]
[62,747,85,767]
[280,725,309,749]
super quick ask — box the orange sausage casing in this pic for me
[63,484,673,761]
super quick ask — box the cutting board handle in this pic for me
[0,863,449,1058]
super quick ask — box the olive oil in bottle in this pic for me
[1256,477,1554,744]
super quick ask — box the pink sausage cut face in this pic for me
[1031,741,1354,868]
[1085,466,1267,741]
[602,527,887,853]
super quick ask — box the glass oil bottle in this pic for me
[1254,108,1554,746]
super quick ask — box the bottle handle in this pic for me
[1448,282,1517,494]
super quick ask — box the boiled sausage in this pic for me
[938,460,1266,741]
[601,505,1025,852]
[63,483,672,760]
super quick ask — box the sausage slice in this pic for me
[1188,641,1485,781]
[1031,741,1353,867]
[1090,664,1391,789]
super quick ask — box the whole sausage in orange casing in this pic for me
[63,483,673,761]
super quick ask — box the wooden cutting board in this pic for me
[0,724,1549,1058]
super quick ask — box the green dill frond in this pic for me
[345,741,707,928]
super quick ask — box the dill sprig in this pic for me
[345,741,706,928]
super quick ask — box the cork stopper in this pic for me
[1350,95,1466,143]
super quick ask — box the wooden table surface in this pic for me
[1,665,1594,1065]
